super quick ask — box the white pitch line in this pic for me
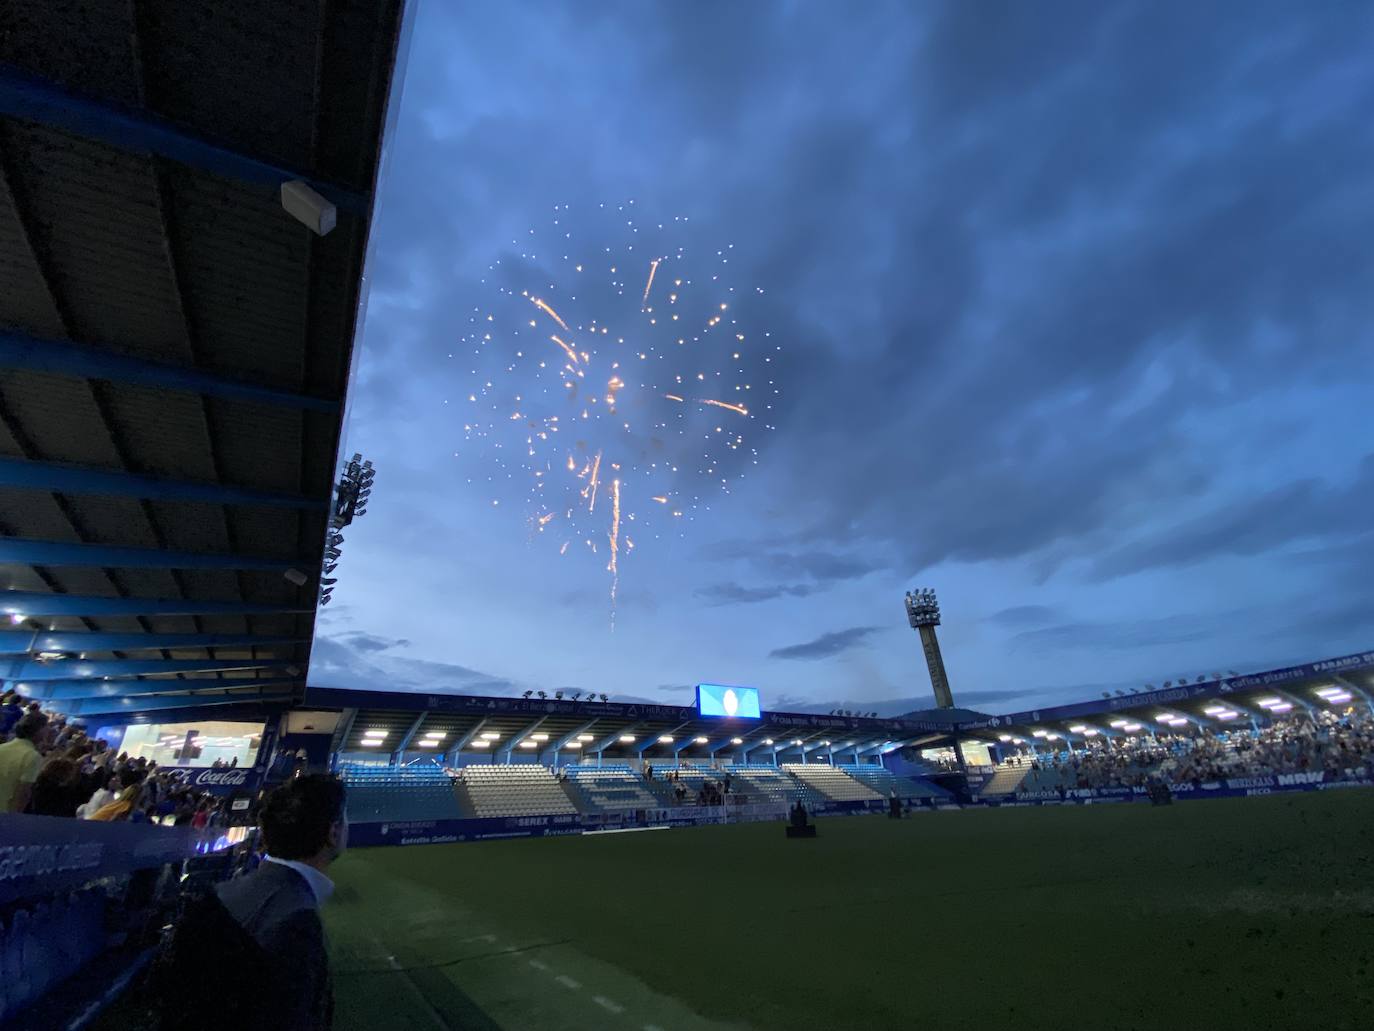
[459,933,497,944]
[593,996,625,1014]
[555,974,583,990]
[528,959,549,971]
[644,1025,668,1031]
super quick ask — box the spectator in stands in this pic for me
[215,774,347,1031]
[28,755,88,816]
[0,710,49,812]
[0,689,23,738]
[78,769,120,818]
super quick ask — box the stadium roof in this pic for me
[303,648,1374,760]
[0,1,407,720]
[305,686,964,760]
[957,649,1374,744]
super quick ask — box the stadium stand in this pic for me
[563,764,659,811]
[340,763,463,822]
[838,764,953,799]
[783,764,884,801]
[461,764,579,817]
[725,764,801,805]
[978,766,1031,795]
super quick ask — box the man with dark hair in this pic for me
[0,710,49,812]
[213,774,347,1030]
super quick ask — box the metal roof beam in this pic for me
[0,456,324,509]
[0,536,304,571]
[546,719,600,761]
[0,630,303,655]
[20,675,298,702]
[0,66,368,214]
[395,713,428,755]
[53,689,293,717]
[0,330,339,412]
[7,656,296,682]
[503,716,549,761]
[1,591,311,617]
[591,722,643,755]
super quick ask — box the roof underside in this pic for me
[0,0,404,718]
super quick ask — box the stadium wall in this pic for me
[345,772,1372,847]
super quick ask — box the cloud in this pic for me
[309,636,513,694]
[697,582,819,605]
[769,626,882,661]
[338,632,411,653]
[985,605,1058,628]
[1009,616,1215,654]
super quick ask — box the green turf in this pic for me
[324,790,1374,1031]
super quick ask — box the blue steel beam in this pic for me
[0,330,338,411]
[590,722,642,755]
[1,591,312,617]
[503,717,549,761]
[15,675,299,702]
[0,457,324,509]
[0,630,304,655]
[0,537,304,572]
[545,719,600,763]
[0,66,368,214]
[52,690,293,717]
[5,657,296,681]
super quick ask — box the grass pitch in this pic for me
[325,790,1373,1031]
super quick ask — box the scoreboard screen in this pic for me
[696,683,761,719]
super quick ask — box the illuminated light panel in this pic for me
[619,734,636,743]
[997,734,1011,742]
[1257,697,1284,708]
[577,734,594,742]
[658,735,675,743]
[1109,719,1130,728]
[531,733,550,742]
[1083,729,1100,737]
[694,736,708,744]
[480,731,501,740]
[1068,725,1088,733]
[470,740,490,748]
[416,740,438,747]
[763,738,774,745]
[731,737,743,745]
[1031,730,1048,738]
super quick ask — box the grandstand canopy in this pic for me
[0,1,406,721]
[306,687,963,761]
[957,650,1374,748]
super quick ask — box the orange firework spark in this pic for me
[641,258,661,309]
[538,512,555,527]
[663,393,685,403]
[530,296,570,332]
[698,398,748,416]
[587,451,602,512]
[651,495,669,504]
[550,335,579,365]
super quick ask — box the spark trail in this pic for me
[460,204,782,612]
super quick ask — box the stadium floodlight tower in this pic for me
[905,588,955,709]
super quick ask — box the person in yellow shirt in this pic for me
[0,711,50,813]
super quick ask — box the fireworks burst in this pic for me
[456,202,781,614]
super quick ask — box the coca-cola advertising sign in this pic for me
[167,767,259,795]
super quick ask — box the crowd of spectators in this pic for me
[1000,709,1374,790]
[0,690,230,827]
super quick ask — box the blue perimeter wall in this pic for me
[348,772,1369,847]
